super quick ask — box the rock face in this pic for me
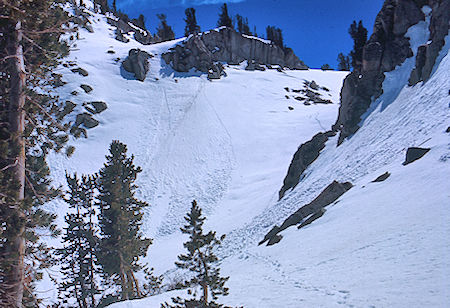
[162,27,308,76]
[107,17,156,45]
[336,0,428,144]
[278,0,449,202]
[122,49,152,81]
[336,0,449,144]
[279,131,336,199]
[260,181,353,246]
[409,0,450,85]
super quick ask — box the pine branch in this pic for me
[25,95,66,130]
[0,158,18,172]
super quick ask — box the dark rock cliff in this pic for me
[278,0,449,199]
[162,27,308,74]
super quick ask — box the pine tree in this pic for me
[112,0,117,13]
[156,14,175,42]
[131,14,147,30]
[266,25,284,49]
[348,20,368,71]
[236,14,250,35]
[184,8,201,37]
[58,173,99,308]
[96,141,151,302]
[163,201,229,307]
[217,3,233,29]
[0,0,72,306]
[321,64,333,70]
[337,53,350,71]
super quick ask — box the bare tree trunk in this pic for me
[201,281,208,305]
[119,253,128,301]
[3,20,26,308]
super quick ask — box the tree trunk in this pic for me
[201,281,208,305]
[3,20,26,308]
[119,253,128,300]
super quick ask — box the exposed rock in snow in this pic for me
[409,0,450,84]
[371,171,391,182]
[122,49,152,81]
[336,0,430,144]
[402,147,430,165]
[75,112,99,129]
[279,131,336,199]
[263,180,352,245]
[162,27,308,76]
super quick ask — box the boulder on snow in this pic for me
[75,113,99,129]
[122,49,152,81]
[245,61,266,71]
[84,101,107,114]
[80,84,93,93]
[134,30,154,45]
[71,67,89,77]
[372,171,391,182]
[207,62,226,80]
[115,29,129,43]
[402,147,430,165]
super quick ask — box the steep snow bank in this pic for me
[110,44,450,308]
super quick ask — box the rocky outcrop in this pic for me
[75,113,99,129]
[409,0,450,85]
[278,0,448,201]
[107,16,155,45]
[84,101,107,114]
[162,27,308,76]
[279,131,336,199]
[122,49,153,81]
[260,181,353,246]
[402,147,430,165]
[337,0,449,144]
[336,0,429,144]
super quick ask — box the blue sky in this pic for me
[114,0,385,69]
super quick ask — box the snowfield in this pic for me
[42,4,449,308]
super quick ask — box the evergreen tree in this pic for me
[217,3,233,28]
[321,64,333,70]
[58,173,99,308]
[0,0,72,306]
[112,0,117,13]
[348,20,368,71]
[236,14,250,35]
[163,201,229,307]
[93,0,109,14]
[131,14,147,30]
[156,14,175,42]
[184,8,201,37]
[96,141,151,302]
[266,25,284,49]
[337,53,350,71]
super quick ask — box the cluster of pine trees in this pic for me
[56,140,161,307]
[336,20,368,71]
[0,0,72,306]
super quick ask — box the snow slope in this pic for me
[44,3,449,307]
